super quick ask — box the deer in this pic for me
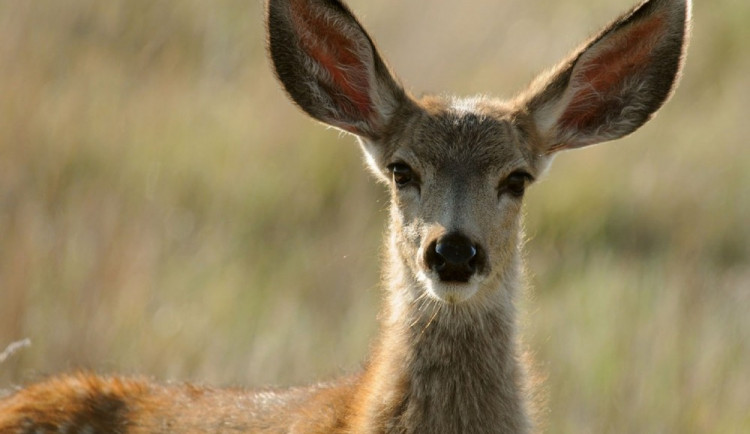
[0,0,690,432]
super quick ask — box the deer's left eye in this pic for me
[499,171,532,198]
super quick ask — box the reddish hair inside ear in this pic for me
[290,0,374,125]
[559,12,668,135]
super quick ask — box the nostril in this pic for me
[424,239,445,272]
[433,254,446,271]
[467,254,478,273]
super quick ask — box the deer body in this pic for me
[0,0,690,432]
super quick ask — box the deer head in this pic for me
[267,0,690,306]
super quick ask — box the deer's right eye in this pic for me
[388,163,416,188]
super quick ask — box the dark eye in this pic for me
[388,163,416,188]
[500,171,532,198]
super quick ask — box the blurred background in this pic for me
[0,0,747,432]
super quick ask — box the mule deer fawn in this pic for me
[0,0,690,432]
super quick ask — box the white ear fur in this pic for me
[358,138,390,183]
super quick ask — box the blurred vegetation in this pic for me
[0,0,747,432]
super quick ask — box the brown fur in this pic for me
[0,0,690,432]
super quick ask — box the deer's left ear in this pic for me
[521,0,691,153]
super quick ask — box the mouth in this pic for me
[415,270,483,304]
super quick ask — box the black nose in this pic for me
[424,232,484,282]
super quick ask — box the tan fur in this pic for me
[0,0,690,432]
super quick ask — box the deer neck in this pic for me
[350,234,531,433]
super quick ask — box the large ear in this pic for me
[521,0,691,153]
[266,0,407,140]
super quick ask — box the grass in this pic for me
[1,0,748,432]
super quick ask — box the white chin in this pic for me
[417,271,480,304]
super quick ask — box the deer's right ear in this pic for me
[266,0,407,140]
